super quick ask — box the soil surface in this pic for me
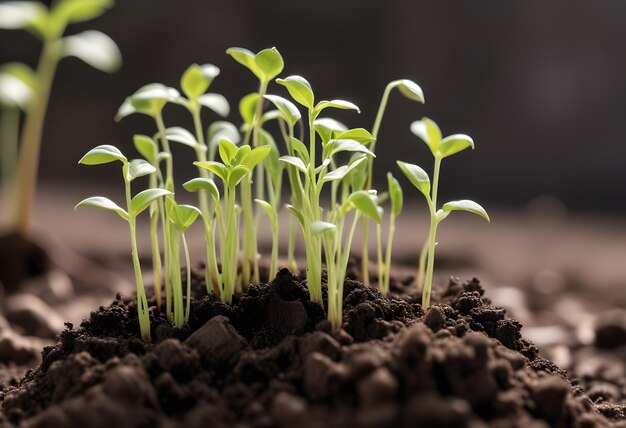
[1,267,625,427]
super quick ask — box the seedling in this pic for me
[0,0,120,235]
[194,139,270,303]
[397,117,489,309]
[361,79,424,287]
[227,47,284,287]
[75,145,172,340]
[0,62,36,223]
[376,173,403,295]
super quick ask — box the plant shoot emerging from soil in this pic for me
[398,117,489,309]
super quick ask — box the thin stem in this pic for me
[382,214,396,295]
[361,221,370,287]
[416,239,428,290]
[376,222,383,291]
[1,107,19,223]
[148,172,163,307]
[12,40,61,234]
[422,157,442,309]
[182,232,191,323]
[155,112,174,191]
[287,215,298,273]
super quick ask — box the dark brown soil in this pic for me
[0,268,624,427]
[0,232,49,291]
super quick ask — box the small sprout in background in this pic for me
[361,79,425,287]
[194,139,271,304]
[398,117,489,309]
[0,0,121,235]
[75,145,172,341]
[227,46,284,287]
[376,173,403,295]
[166,199,201,325]
[0,62,36,223]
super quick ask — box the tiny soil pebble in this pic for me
[1,268,624,428]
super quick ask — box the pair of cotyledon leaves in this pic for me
[0,0,121,77]
[396,118,489,222]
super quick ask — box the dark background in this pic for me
[2,0,626,211]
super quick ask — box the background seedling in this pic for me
[398,117,489,309]
[227,46,284,287]
[0,0,121,235]
[376,173,403,295]
[75,145,171,341]
[361,79,424,287]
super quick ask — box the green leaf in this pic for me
[310,221,336,236]
[61,30,121,73]
[276,75,314,109]
[410,117,441,154]
[254,199,276,223]
[264,94,301,127]
[194,161,227,181]
[314,117,347,143]
[227,165,249,188]
[0,2,47,31]
[79,145,127,165]
[0,62,37,110]
[387,172,403,217]
[74,196,128,221]
[397,161,430,199]
[287,204,305,228]
[127,159,155,181]
[183,177,220,202]
[181,63,219,99]
[168,202,201,231]
[437,134,474,159]
[52,0,112,24]
[289,137,309,163]
[232,144,251,165]
[279,155,307,174]
[326,139,375,159]
[261,109,282,124]
[335,128,375,145]
[345,191,381,223]
[239,92,259,125]
[130,188,173,216]
[218,139,239,164]
[255,47,284,81]
[226,47,257,73]
[391,79,425,103]
[350,154,368,191]
[242,145,271,170]
[116,83,180,120]
[314,99,360,116]
[442,200,490,222]
[164,126,202,150]
[207,121,240,149]
[322,156,367,183]
[197,93,229,117]
[133,134,157,164]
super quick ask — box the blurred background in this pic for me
[1,0,626,372]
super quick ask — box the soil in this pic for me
[1,266,625,428]
[0,232,49,292]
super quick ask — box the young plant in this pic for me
[361,79,424,286]
[0,0,121,235]
[166,199,201,325]
[226,47,284,287]
[194,139,270,304]
[0,63,36,223]
[376,173,403,295]
[397,117,490,309]
[75,145,172,341]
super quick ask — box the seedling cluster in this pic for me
[0,0,120,233]
[76,46,489,340]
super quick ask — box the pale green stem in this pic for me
[124,169,150,341]
[1,107,19,222]
[221,186,237,304]
[382,214,396,295]
[182,232,191,323]
[422,157,442,309]
[376,222,384,290]
[287,215,298,273]
[12,40,61,234]
[416,239,428,290]
[148,173,163,308]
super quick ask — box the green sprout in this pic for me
[194,139,270,304]
[361,79,424,287]
[0,63,36,223]
[226,46,284,287]
[0,0,121,235]
[397,117,490,309]
[376,173,403,295]
[75,145,172,341]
